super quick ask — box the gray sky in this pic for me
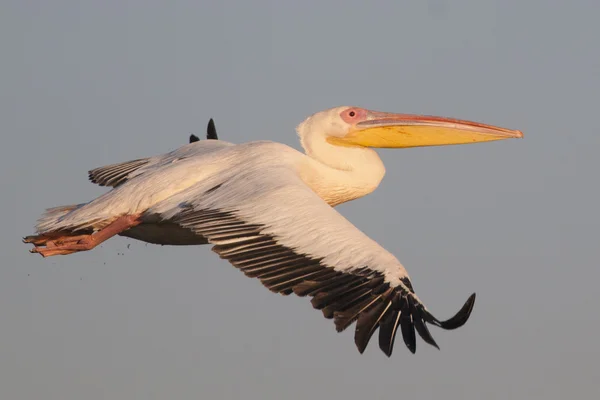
[1,0,599,399]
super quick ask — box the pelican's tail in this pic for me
[22,203,89,246]
[34,204,86,233]
[24,205,141,257]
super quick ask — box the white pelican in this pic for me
[24,106,523,356]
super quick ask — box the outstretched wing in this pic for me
[91,118,221,188]
[148,166,475,356]
[88,158,152,188]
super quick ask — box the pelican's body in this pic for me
[25,106,522,356]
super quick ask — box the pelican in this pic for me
[24,106,523,356]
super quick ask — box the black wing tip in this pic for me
[350,290,476,357]
[87,173,105,186]
[206,118,218,140]
[437,292,476,330]
[189,134,200,143]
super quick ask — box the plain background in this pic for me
[1,1,599,399]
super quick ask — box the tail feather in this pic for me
[34,203,85,233]
[24,203,99,246]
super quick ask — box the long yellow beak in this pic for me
[329,112,523,148]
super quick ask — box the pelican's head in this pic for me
[298,106,523,149]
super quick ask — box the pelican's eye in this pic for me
[340,108,367,123]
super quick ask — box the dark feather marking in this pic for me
[211,237,263,247]
[310,278,374,309]
[193,220,248,229]
[201,223,254,232]
[333,294,384,332]
[88,158,150,188]
[321,285,380,318]
[400,276,414,291]
[226,248,292,263]
[265,269,329,292]
[206,118,218,140]
[213,238,274,255]
[424,293,476,330]
[235,258,302,274]
[378,309,402,357]
[222,241,292,256]
[413,308,439,349]
[240,257,310,275]
[219,242,283,258]
[204,183,223,195]
[355,296,394,354]
[318,284,374,315]
[180,209,231,219]
[400,301,417,354]
[243,267,290,279]
[208,231,264,241]
[173,209,477,356]
[292,274,358,297]
[242,259,310,279]
[282,270,351,291]
[179,207,223,216]
[322,291,373,319]
[236,253,301,269]
[189,117,218,143]
[260,264,323,282]
[257,260,319,277]
[188,217,248,227]
[181,214,235,226]
[202,226,262,237]
[200,224,261,234]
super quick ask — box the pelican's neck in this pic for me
[297,123,386,206]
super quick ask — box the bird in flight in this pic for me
[24,106,523,356]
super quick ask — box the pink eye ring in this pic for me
[340,108,367,123]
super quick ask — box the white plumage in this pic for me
[25,105,523,356]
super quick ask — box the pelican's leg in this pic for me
[29,214,141,258]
